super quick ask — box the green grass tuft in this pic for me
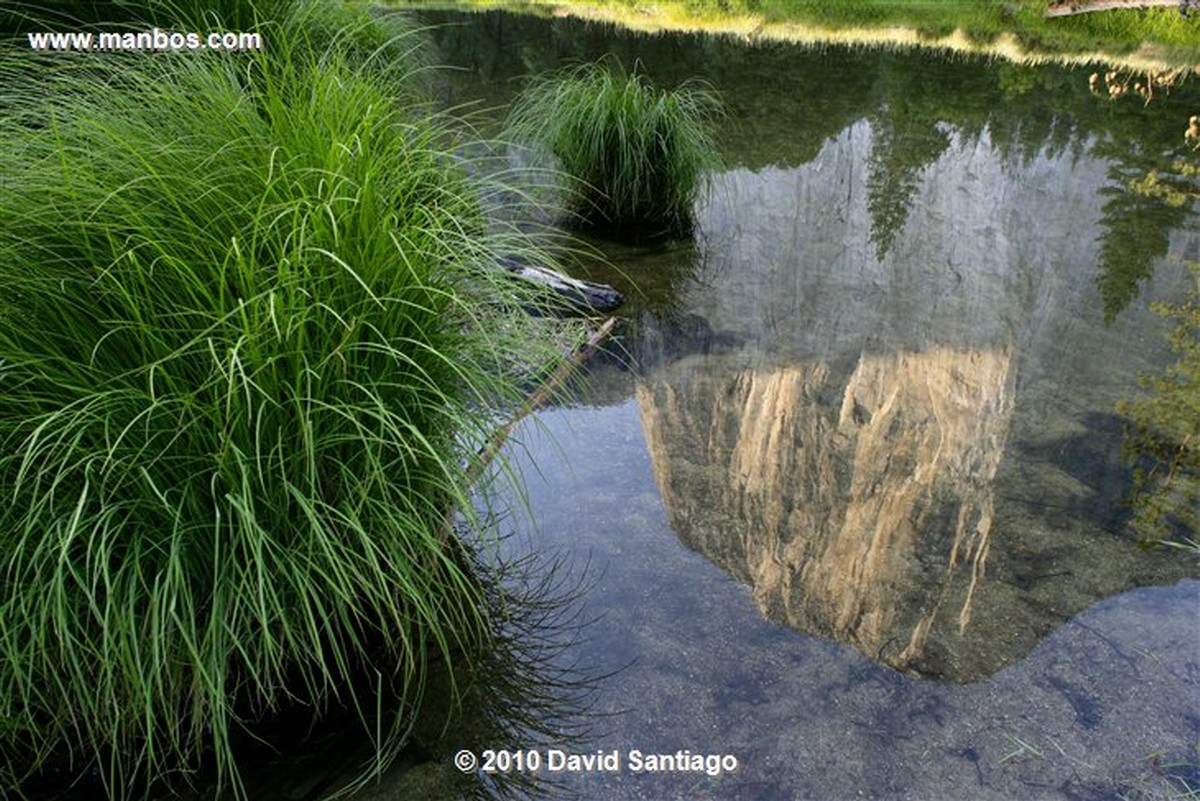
[506,58,724,239]
[0,2,574,797]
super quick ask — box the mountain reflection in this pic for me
[415,7,1200,684]
[624,131,1196,683]
[418,7,1198,318]
[639,347,1016,681]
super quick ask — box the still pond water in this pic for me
[195,10,1200,801]
[381,10,1200,801]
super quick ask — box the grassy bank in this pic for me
[396,0,1200,70]
[0,1,576,797]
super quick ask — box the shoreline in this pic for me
[397,0,1200,73]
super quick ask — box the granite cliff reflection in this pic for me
[415,7,1198,684]
[623,128,1195,682]
[639,346,1016,681]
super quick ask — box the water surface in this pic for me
[365,10,1200,801]
[408,9,1200,800]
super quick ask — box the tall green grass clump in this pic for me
[0,3,572,798]
[506,59,724,239]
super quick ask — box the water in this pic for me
[155,10,1200,801]
[399,9,1200,801]
[502,406,1197,800]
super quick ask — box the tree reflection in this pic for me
[866,112,950,260]
[1091,69,1199,549]
[1120,264,1200,550]
[1096,166,1192,323]
[1089,75,1197,322]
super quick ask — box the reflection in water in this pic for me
[1096,161,1195,322]
[404,10,1200,799]
[1119,265,1200,548]
[378,12,1200,801]
[638,347,1016,681]
[619,112,1196,682]
[500,401,1200,800]
[418,7,1197,317]
[866,117,948,261]
[133,545,600,801]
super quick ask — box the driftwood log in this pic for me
[1045,0,1189,16]
[498,256,624,313]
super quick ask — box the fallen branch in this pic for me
[439,317,618,547]
[498,255,624,312]
[1045,0,1186,17]
[466,316,618,487]
[442,316,617,542]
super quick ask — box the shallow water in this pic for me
[395,9,1200,801]
[143,10,1200,801]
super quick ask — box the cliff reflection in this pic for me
[639,346,1018,681]
[603,126,1194,683]
[414,7,1199,686]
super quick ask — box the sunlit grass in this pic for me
[400,0,1200,69]
[506,58,723,238]
[0,2,575,797]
